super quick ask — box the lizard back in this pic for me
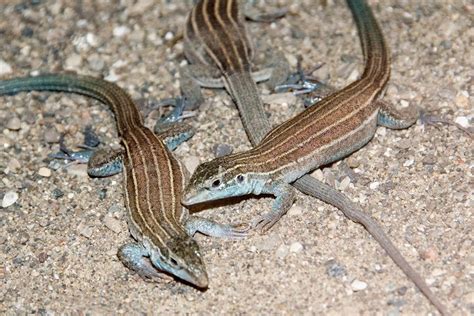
[185,0,253,74]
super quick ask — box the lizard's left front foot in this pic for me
[251,212,284,234]
[186,216,249,239]
[251,183,296,234]
[118,242,169,282]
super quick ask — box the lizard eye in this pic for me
[170,257,178,266]
[211,179,221,188]
[236,174,244,183]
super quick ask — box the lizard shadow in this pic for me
[185,194,273,214]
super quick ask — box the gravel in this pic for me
[0,0,470,314]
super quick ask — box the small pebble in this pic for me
[88,55,105,71]
[7,158,21,173]
[6,117,21,131]
[351,279,368,291]
[164,31,174,41]
[397,286,408,296]
[422,154,437,165]
[397,139,411,149]
[0,135,10,147]
[325,260,346,278]
[400,100,410,108]
[275,245,289,259]
[66,164,89,177]
[85,32,99,47]
[403,159,414,167]
[323,169,336,187]
[183,156,200,174]
[103,216,122,234]
[369,181,380,190]
[43,129,60,143]
[65,53,82,69]
[454,116,469,128]
[420,247,439,262]
[0,59,12,75]
[338,176,351,191]
[98,188,107,200]
[213,143,233,157]
[346,157,360,168]
[79,225,93,238]
[18,231,30,244]
[455,94,469,108]
[289,242,303,253]
[37,252,48,263]
[311,169,324,181]
[51,188,64,199]
[113,25,130,37]
[38,167,52,178]
[431,268,446,277]
[2,191,19,208]
[129,0,154,15]
[287,204,303,216]
[108,203,123,217]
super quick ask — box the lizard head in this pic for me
[150,236,208,288]
[182,157,253,205]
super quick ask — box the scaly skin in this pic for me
[0,74,245,288]
[182,0,447,313]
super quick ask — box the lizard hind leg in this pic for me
[48,128,124,178]
[152,97,195,151]
[87,147,124,177]
[376,99,419,129]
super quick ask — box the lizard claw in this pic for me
[251,213,280,234]
[227,223,251,239]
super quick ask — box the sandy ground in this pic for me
[0,0,472,314]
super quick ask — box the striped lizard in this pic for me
[181,0,447,313]
[0,74,245,288]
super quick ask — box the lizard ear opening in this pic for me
[236,174,245,183]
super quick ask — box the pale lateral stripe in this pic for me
[121,140,144,239]
[196,0,237,72]
[123,136,169,248]
[242,29,389,156]
[254,9,388,146]
[232,98,379,173]
[230,71,384,167]
[189,2,224,70]
[127,129,173,241]
[225,0,252,64]
[137,127,183,235]
[214,0,245,70]
[259,54,387,148]
[244,110,378,179]
[184,14,210,67]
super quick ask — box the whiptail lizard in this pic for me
[178,0,289,112]
[0,74,245,288]
[181,0,447,313]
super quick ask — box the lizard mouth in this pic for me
[182,189,203,205]
[176,265,209,289]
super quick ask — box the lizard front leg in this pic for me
[253,182,296,233]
